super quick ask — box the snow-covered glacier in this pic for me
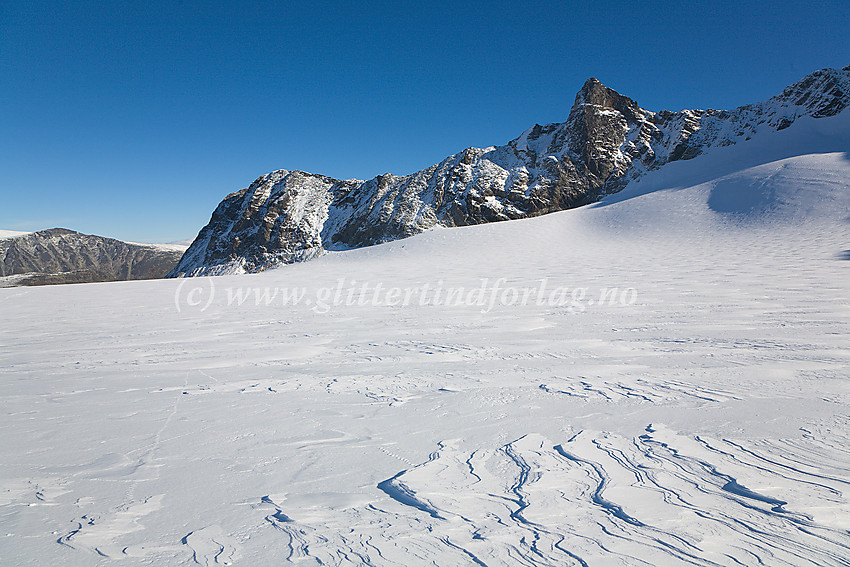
[2,83,850,565]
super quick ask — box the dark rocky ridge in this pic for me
[170,65,850,277]
[0,228,185,286]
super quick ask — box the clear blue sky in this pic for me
[2,0,848,242]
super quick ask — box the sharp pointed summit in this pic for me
[573,77,633,110]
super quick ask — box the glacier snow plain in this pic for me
[2,116,850,566]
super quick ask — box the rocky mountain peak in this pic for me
[575,77,604,101]
[39,227,78,237]
[573,77,642,116]
[563,78,646,181]
[774,67,850,118]
[575,78,621,107]
[170,64,850,277]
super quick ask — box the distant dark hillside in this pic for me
[0,228,185,286]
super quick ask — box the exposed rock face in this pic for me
[171,65,850,277]
[0,228,185,286]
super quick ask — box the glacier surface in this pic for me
[1,111,850,566]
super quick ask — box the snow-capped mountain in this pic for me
[170,65,850,277]
[4,100,850,565]
[0,228,186,287]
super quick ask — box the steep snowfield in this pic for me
[1,112,849,566]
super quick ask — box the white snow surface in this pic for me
[126,241,191,252]
[0,230,32,239]
[2,114,850,565]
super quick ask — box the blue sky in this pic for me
[2,0,848,242]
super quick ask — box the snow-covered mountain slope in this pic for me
[2,108,849,565]
[0,228,186,287]
[170,64,850,276]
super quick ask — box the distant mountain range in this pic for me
[0,228,186,287]
[4,65,848,285]
[168,64,850,277]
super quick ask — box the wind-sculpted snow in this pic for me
[171,64,850,276]
[222,431,850,566]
